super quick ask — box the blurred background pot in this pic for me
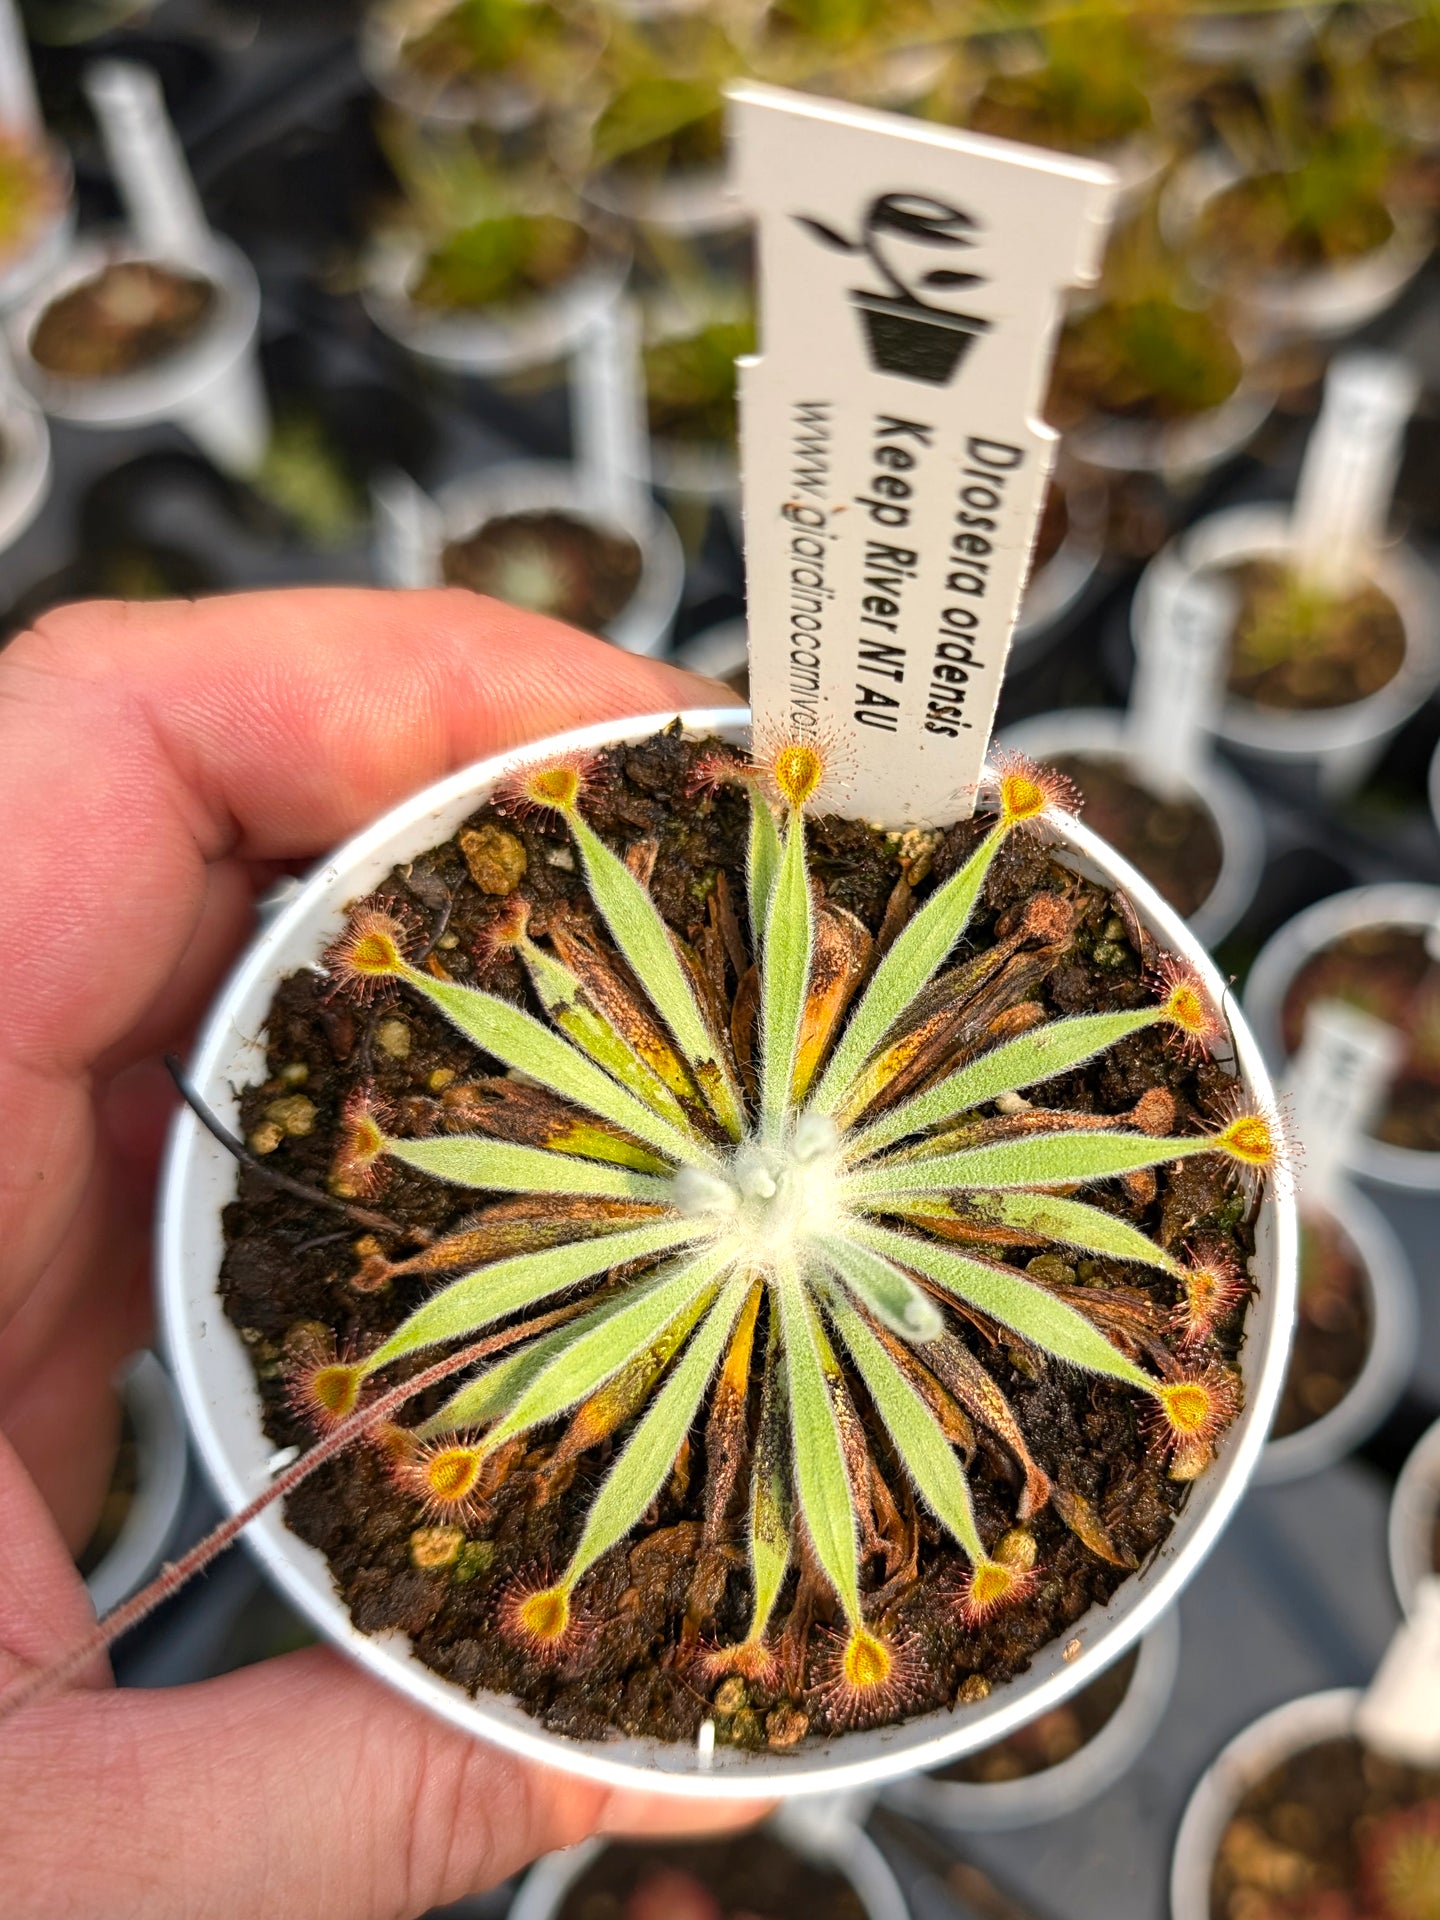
[880,1608,1181,1835]
[1131,505,1440,797]
[997,707,1264,948]
[83,1350,189,1619]
[0,368,50,552]
[1243,882,1440,1189]
[158,706,1295,1799]
[1388,1415,1440,1618]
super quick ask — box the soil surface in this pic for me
[645,321,750,447]
[556,1832,866,1920]
[222,726,1256,1751]
[1209,1737,1440,1919]
[1047,754,1222,921]
[31,262,214,379]
[1272,1212,1371,1443]
[1282,926,1440,1155]
[938,1646,1138,1784]
[441,508,642,633]
[1223,559,1406,712]
[1046,297,1242,427]
[1199,172,1396,276]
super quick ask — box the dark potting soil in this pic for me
[31,261,215,379]
[440,509,643,634]
[1282,926,1440,1155]
[937,1645,1139,1784]
[1045,298,1243,428]
[221,727,1257,1750]
[1209,1737,1440,1919]
[1198,173,1397,277]
[1047,755,1222,921]
[1272,1212,1371,1443]
[1223,558,1406,712]
[555,1831,867,1920]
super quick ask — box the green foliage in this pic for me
[322,745,1267,1699]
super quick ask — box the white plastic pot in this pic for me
[358,7,587,131]
[510,1807,908,1920]
[881,1607,1181,1834]
[583,157,741,240]
[1061,375,1272,485]
[0,372,51,552]
[362,230,629,379]
[1010,473,1108,660]
[997,708,1264,949]
[1388,1416,1440,1619]
[1163,151,1432,345]
[407,459,684,657]
[8,233,268,475]
[1132,506,1440,797]
[85,1350,189,1619]
[159,705,1296,1798]
[1254,1181,1416,1486]
[1243,883,1440,1190]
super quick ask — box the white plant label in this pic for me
[1285,996,1402,1206]
[86,61,212,262]
[1127,569,1234,799]
[0,0,43,142]
[1356,1576,1440,1767]
[1293,351,1419,592]
[731,82,1116,825]
[573,298,649,524]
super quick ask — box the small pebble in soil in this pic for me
[375,1019,412,1059]
[460,823,528,895]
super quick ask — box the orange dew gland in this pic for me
[513,1584,571,1649]
[1215,1109,1278,1170]
[772,739,826,811]
[991,752,1076,829]
[336,907,408,980]
[842,1625,893,1695]
[310,1362,361,1422]
[424,1445,484,1507]
[960,1556,1033,1625]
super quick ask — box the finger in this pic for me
[0,1646,769,1920]
[0,589,735,1306]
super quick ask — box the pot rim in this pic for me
[508,1810,909,1920]
[1242,881,1440,1189]
[85,1351,189,1619]
[1169,1688,1360,1920]
[157,705,1296,1797]
[1253,1179,1416,1486]
[0,378,51,552]
[1388,1414,1440,1618]
[426,458,685,658]
[880,1604,1181,1833]
[1132,504,1440,760]
[6,230,261,425]
[994,706,1264,947]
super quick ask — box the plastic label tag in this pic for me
[1293,351,1419,592]
[1127,570,1234,799]
[731,82,1115,825]
[1285,997,1402,1206]
[1356,1576,1440,1767]
[573,299,649,523]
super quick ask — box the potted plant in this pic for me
[0,352,50,554]
[1256,1183,1416,1488]
[510,1805,907,1920]
[27,702,1276,1798]
[360,0,603,131]
[405,460,685,657]
[1168,60,1434,342]
[1044,216,1271,481]
[1130,508,1440,796]
[995,712,1264,950]
[362,131,628,379]
[639,282,753,500]
[0,124,73,314]
[1171,1688,1440,1920]
[1388,1417,1440,1622]
[1243,885,1440,1191]
[881,1606,1181,1833]
[572,16,743,237]
[749,0,945,115]
[80,1351,190,1618]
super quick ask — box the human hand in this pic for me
[0,589,759,1919]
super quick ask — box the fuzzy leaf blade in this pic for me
[844,1128,1211,1199]
[748,787,783,956]
[816,1234,943,1343]
[385,1135,676,1202]
[953,1190,1183,1275]
[760,817,814,1138]
[777,1270,861,1624]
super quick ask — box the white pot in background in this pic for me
[1254,1180,1416,1486]
[1170,1689,1360,1920]
[997,707,1264,949]
[1243,883,1440,1190]
[510,1807,908,1920]
[1164,150,1432,345]
[583,157,742,239]
[363,228,629,380]
[0,374,50,552]
[159,705,1295,1797]
[1388,1416,1440,1619]
[1062,375,1272,485]
[358,7,588,131]
[8,233,269,475]
[403,459,684,657]
[85,1350,189,1619]
[1132,505,1440,796]
[1010,474,1108,660]
[0,140,74,315]
[881,1607,1181,1834]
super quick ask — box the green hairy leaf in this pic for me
[817,1233,943,1343]
[843,1127,1217,1200]
[748,786,783,956]
[744,1323,793,1644]
[384,1133,678,1203]
[778,1270,861,1624]
[759,817,814,1139]
[950,1190,1184,1275]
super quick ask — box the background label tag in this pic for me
[731,82,1116,826]
[1285,997,1403,1207]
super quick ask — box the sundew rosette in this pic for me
[171,717,1291,1772]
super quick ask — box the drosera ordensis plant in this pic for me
[0,729,1280,1740]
